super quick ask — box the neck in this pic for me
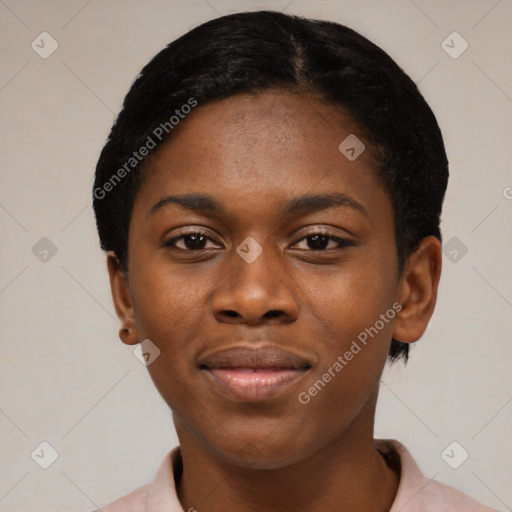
[174,392,399,512]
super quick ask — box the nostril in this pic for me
[264,310,281,318]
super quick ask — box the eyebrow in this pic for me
[148,192,368,218]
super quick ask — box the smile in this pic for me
[198,344,312,402]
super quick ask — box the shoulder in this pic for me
[86,482,151,512]
[417,478,499,512]
[87,447,180,512]
[376,439,499,512]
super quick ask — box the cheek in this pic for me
[130,257,209,340]
[129,263,211,410]
[293,257,397,405]
[133,267,206,415]
[298,254,398,347]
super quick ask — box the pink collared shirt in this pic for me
[92,439,498,512]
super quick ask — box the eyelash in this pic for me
[163,228,354,252]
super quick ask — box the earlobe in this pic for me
[106,251,140,345]
[392,236,442,344]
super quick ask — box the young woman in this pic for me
[91,10,498,512]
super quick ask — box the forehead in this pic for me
[151,90,373,168]
[133,90,390,224]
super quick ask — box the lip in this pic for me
[198,345,312,402]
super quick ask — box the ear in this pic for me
[106,251,139,345]
[393,236,442,344]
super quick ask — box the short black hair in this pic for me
[93,10,449,363]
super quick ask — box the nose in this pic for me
[211,243,299,326]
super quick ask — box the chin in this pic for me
[207,432,313,470]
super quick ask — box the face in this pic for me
[109,91,435,469]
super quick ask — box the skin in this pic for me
[107,90,442,512]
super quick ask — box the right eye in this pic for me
[163,229,222,251]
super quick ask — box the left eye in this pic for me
[293,233,354,251]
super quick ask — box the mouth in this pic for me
[198,345,312,402]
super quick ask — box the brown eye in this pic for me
[164,230,220,251]
[294,232,354,251]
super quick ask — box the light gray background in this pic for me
[1,1,511,511]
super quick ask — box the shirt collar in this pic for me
[146,446,185,512]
